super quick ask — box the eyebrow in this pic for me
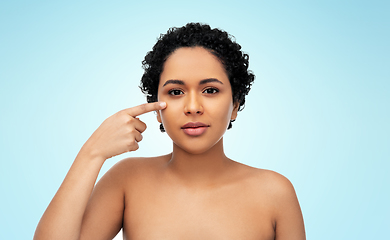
[162,79,184,87]
[162,78,223,87]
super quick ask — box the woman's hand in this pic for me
[34,102,166,240]
[80,101,167,161]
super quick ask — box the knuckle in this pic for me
[125,127,135,135]
[126,117,134,124]
[126,138,136,147]
[128,142,139,151]
[118,110,127,117]
[117,111,130,122]
[129,127,137,134]
[139,124,147,133]
[138,134,143,141]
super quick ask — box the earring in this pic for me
[227,119,235,130]
[160,123,165,132]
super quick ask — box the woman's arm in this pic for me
[34,150,106,240]
[79,157,128,240]
[33,102,166,240]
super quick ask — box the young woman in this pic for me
[34,23,305,240]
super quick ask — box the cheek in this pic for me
[216,105,233,123]
[157,92,170,122]
[159,101,181,125]
[211,96,234,119]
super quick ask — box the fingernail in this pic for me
[160,102,166,108]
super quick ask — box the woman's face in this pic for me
[157,47,239,154]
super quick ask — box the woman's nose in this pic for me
[184,92,203,115]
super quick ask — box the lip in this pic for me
[181,122,209,129]
[181,122,209,136]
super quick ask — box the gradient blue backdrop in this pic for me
[1,1,389,239]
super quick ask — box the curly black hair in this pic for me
[140,23,255,128]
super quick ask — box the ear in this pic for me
[156,110,162,123]
[231,102,239,120]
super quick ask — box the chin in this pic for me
[163,122,227,155]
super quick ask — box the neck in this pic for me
[166,138,232,186]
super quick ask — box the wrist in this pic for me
[77,143,106,165]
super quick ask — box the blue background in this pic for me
[0,0,389,239]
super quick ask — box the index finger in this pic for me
[125,102,167,117]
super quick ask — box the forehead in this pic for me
[160,47,229,84]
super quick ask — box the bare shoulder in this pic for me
[233,162,295,195]
[254,168,296,196]
[102,154,171,183]
[235,165,305,239]
[112,154,170,168]
[232,163,300,212]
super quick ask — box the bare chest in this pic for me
[122,181,275,240]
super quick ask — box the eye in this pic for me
[168,89,184,96]
[203,88,219,94]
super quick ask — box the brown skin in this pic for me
[34,47,305,240]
